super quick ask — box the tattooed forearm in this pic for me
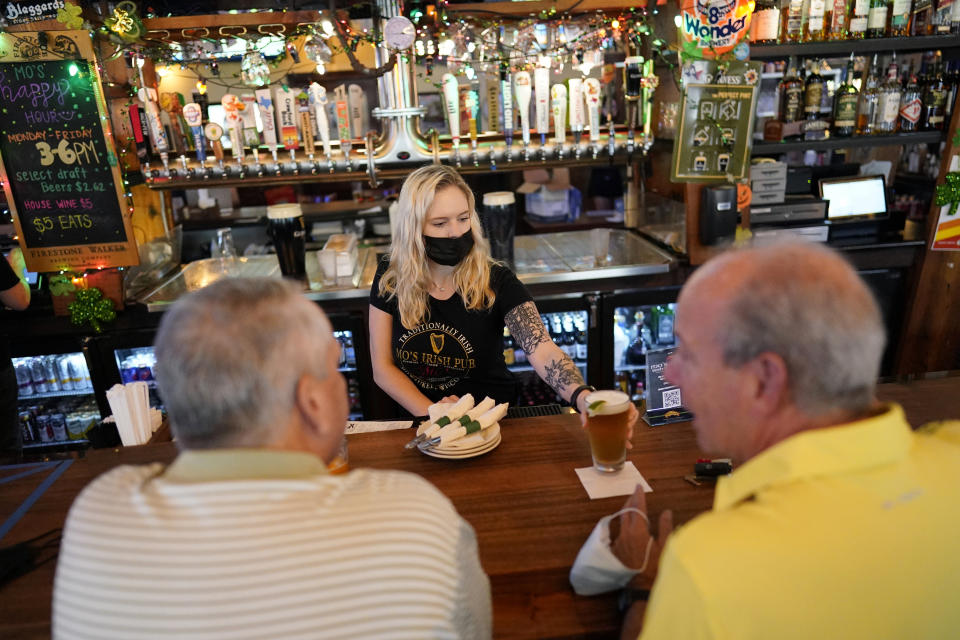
[543,356,585,397]
[506,302,551,355]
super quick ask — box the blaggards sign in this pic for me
[680,0,755,58]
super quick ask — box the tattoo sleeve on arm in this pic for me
[505,302,551,355]
[543,356,585,398]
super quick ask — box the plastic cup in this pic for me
[584,390,631,473]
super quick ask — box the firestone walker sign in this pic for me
[0,31,138,272]
[680,0,754,58]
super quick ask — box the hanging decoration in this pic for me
[240,50,271,87]
[56,2,85,30]
[68,287,117,333]
[304,33,333,75]
[678,0,755,59]
[935,172,960,217]
[104,1,145,43]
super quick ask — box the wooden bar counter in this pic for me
[1,377,958,639]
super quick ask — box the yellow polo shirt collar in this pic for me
[714,404,912,511]
[162,449,328,482]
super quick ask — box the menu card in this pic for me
[644,347,693,426]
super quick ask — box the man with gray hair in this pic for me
[584,243,960,639]
[53,278,491,639]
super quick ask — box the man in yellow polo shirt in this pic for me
[616,243,960,639]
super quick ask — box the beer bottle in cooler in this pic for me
[899,65,923,131]
[833,54,860,137]
[502,327,515,365]
[575,322,588,361]
[562,318,577,358]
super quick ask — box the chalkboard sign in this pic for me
[670,60,761,183]
[0,31,138,272]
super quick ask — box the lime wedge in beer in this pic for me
[586,399,606,417]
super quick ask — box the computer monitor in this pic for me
[818,174,889,223]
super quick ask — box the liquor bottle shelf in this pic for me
[752,130,945,155]
[749,34,960,60]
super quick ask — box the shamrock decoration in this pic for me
[104,1,145,43]
[935,172,960,217]
[48,273,77,296]
[57,2,84,30]
[68,287,117,333]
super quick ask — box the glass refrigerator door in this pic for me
[333,329,363,420]
[611,303,678,406]
[114,346,163,411]
[506,309,590,407]
[13,353,100,449]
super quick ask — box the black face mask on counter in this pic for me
[423,230,475,266]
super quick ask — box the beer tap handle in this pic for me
[552,84,567,159]
[535,67,550,162]
[365,131,379,188]
[514,71,531,162]
[442,74,462,168]
[501,73,514,163]
[334,85,351,171]
[310,83,334,172]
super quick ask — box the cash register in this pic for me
[818,174,889,244]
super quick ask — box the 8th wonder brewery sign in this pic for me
[0,30,138,272]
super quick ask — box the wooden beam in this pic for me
[895,97,960,375]
[446,0,642,16]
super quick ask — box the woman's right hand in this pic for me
[438,395,460,404]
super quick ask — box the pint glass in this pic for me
[584,390,631,472]
[266,203,307,280]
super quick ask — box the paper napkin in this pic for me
[575,462,653,500]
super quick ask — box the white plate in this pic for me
[416,422,502,452]
[419,433,502,459]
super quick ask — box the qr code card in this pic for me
[662,388,682,409]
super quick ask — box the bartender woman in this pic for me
[370,165,593,416]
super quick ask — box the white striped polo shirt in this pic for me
[53,449,491,639]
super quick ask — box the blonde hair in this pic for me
[379,165,495,329]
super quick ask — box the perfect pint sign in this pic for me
[680,0,754,57]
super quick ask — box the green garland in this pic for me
[68,287,117,333]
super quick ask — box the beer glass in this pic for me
[480,191,516,269]
[584,390,631,472]
[266,203,307,280]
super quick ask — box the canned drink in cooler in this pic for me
[49,413,68,441]
[44,356,61,392]
[35,415,54,442]
[57,356,74,391]
[14,361,33,396]
[71,355,92,390]
[29,358,48,394]
[19,411,35,443]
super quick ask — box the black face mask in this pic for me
[423,230,475,266]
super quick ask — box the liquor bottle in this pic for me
[910,0,934,34]
[875,55,902,133]
[779,56,805,125]
[945,60,958,121]
[899,65,923,131]
[652,305,676,345]
[833,54,860,137]
[783,0,806,41]
[575,322,588,361]
[848,0,871,36]
[888,0,913,34]
[751,0,782,43]
[502,327,515,366]
[625,312,647,365]
[867,0,890,36]
[857,54,881,134]
[805,0,829,39]
[827,0,851,37]
[804,60,826,121]
[922,53,948,130]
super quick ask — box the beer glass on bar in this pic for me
[584,390,631,472]
[266,203,307,280]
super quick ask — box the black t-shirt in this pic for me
[370,258,533,406]
[0,258,20,365]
